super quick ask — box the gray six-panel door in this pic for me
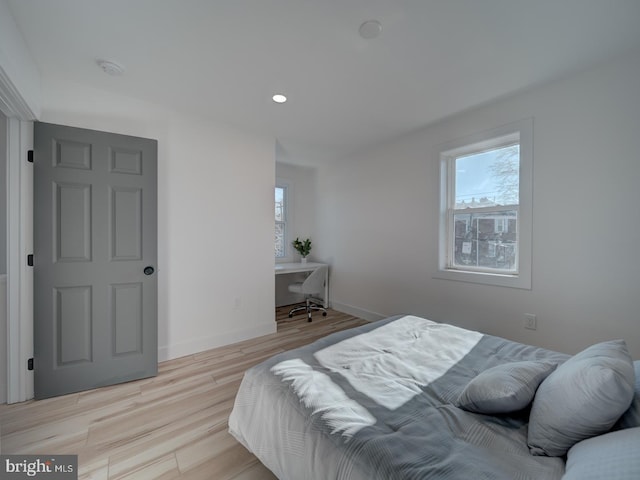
[34,122,158,399]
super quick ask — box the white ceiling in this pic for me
[7,0,640,164]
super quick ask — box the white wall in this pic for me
[316,50,640,358]
[0,111,6,274]
[0,0,40,117]
[275,161,317,306]
[0,112,6,403]
[39,78,277,362]
[0,274,6,403]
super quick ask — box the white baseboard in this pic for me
[330,301,386,323]
[158,303,387,363]
[158,322,277,362]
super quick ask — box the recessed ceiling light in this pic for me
[96,59,125,76]
[272,94,287,104]
[359,20,383,39]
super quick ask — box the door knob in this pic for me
[144,266,155,276]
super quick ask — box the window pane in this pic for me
[275,187,285,221]
[455,144,520,208]
[452,210,517,272]
[275,186,286,258]
[275,223,285,257]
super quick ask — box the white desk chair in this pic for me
[287,265,328,322]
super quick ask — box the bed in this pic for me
[228,315,640,479]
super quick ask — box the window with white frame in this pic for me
[437,119,532,289]
[275,185,287,258]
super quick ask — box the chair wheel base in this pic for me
[287,300,327,321]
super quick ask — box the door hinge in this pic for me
[27,150,34,163]
[27,254,33,266]
[27,358,34,371]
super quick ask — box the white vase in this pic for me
[301,257,307,264]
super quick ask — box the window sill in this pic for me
[433,268,531,290]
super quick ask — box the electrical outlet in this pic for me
[524,313,537,330]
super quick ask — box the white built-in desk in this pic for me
[275,262,329,308]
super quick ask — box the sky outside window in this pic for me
[275,187,284,221]
[455,145,519,207]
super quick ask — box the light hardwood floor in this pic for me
[0,308,369,479]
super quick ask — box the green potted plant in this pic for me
[292,237,312,263]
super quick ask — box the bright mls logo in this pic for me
[1,455,77,479]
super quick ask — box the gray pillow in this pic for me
[614,360,640,429]
[528,340,635,457]
[456,361,557,414]
[562,427,640,480]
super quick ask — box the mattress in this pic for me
[228,315,570,479]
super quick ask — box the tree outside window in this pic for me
[275,186,286,258]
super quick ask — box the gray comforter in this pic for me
[229,315,569,479]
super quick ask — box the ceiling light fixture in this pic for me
[272,94,287,104]
[96,59,125,76]
[359,20,383,39]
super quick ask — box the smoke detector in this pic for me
[97,59,125,76]
[359,20,382,39]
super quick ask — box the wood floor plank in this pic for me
[0,308,368,479]
[78,456,109,480]
[110,453,180,480]
[229,461,277,480]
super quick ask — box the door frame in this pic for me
[1,65,36,403]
